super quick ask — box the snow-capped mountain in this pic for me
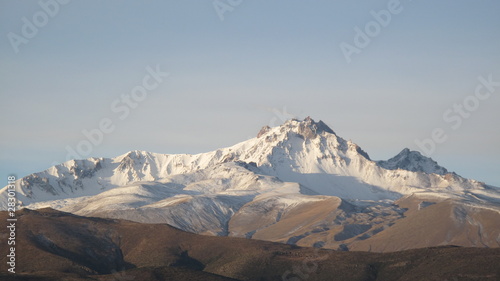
[377,148,449,175]
[1,117,499,251]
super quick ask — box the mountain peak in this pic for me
[400,148,411,154]
[280,117,336,139]
[377,148,449,175]
[256,117,336,140]
[303,116,336,134]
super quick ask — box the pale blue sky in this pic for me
[1,1,499,186]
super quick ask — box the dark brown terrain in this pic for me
[1,208,499,280]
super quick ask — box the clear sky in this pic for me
[1,0,499,186]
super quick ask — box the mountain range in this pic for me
[1,117,499,252]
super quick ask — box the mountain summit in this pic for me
[1,117,499,251]
[377,148,449,175]
[297,116,336,138]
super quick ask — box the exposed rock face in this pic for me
[257,125,271,138]
[296,116,336,139]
